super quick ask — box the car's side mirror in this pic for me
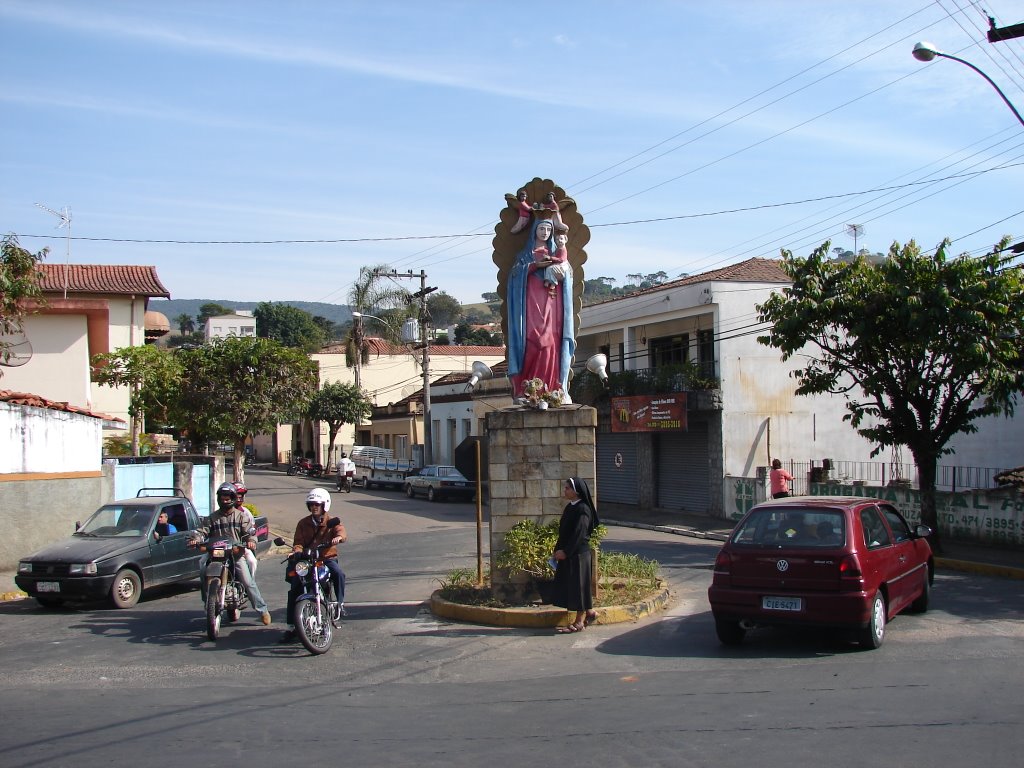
[914,524,933,539]
[75,521,81,531]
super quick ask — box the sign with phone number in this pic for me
[610,394,688,433]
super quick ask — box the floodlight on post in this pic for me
[585,353,609,385]
[466,360,494,391]
[912,41,1024,128]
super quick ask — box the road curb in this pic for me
[604,518,731,542]
[935,557,1024,580]
[429,580,671,628]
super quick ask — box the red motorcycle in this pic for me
[287,456,324,477]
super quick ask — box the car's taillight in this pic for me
[839,554,863,589]
[714,550,731,571]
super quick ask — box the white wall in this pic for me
[0,315,92,407]
[0,401,103,474]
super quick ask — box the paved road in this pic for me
[1,469,1022,767]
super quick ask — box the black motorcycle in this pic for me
[287,457,324,477]
[274,535,343,655]
[198,538,249,641]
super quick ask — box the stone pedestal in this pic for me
[486,404,596,601]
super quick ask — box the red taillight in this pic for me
[714,550,731,571]
[839,554,862,578]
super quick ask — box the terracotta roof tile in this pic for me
[39,264,170,298]
[0,389,125,423]
[586,257,789,308]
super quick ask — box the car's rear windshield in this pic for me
[731,507,846,548]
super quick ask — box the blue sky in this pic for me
[3,0,1024,306]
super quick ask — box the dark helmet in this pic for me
[341,452,347,458]
[216,482,238,504]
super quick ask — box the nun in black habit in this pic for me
[552,476,600,633]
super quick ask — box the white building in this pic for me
[205,311,256,340]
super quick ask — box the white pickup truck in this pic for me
[346,446,418,490]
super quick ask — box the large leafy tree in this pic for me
[426,290,463,329]
[197,302,233,329]
[93,345,183,455]
[1,234,47,373]
[171,337,318,483]
[307,381,373,468]
[254,301,327,352]
[174,313,195,335]
[758,239,1024,550]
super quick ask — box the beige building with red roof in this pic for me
[4,263,170,434]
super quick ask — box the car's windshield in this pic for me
[77,505,154,537]
[732,507,846,548]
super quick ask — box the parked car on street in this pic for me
[708,496,933,649]
[404,465,474,502]
[15,488,271,609]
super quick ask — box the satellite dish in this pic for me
[845,223,865,255]
[0,332,33,367]
[400,384,419,399]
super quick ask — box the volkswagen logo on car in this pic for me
[776,559,790,572]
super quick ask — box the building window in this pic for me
[698,329,715,377]
[649,333,690,368]
[461,418,472,440]
[395,435,408,460]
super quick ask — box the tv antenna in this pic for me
[845,223,864,257]
[36,203,72,299]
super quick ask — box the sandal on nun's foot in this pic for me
[584,611,598,627]
[556,623,584,634]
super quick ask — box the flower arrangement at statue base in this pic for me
[521,377,565,410]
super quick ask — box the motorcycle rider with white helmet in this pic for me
[279,487,347,644]
[190,482,271,626]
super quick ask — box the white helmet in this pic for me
[306,487,332,513]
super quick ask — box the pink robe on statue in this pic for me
[514,246,564,395]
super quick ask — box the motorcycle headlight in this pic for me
[294,560,310,577]
[69,563,98,575]
[211,547,226,559]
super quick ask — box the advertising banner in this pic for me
[610,394,687,432]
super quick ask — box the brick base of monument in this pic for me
[485,404,596,604]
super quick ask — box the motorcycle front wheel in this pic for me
[295,597,333,655]
[206,577,222,641]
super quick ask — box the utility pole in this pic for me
[374,269,437,465]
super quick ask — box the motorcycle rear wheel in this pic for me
[295,598,333,655]
[206,577,222,641]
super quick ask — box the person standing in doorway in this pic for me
[770,459,794,499]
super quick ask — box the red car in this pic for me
[708,496,933,649]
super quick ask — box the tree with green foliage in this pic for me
[312,314,339,342]
[93,344,183,455]
[345,265,411,382]
[171,337,318,483]
[427,290,463,329]
[0,234,47,373]
[757,239,1024,550]
[253,301,327,352]
[174,313,195,335]
[307,381,373,468]
[197,302,233,329]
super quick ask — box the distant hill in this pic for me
[150,299,353,329]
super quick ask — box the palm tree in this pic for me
[344,265,411,384]
[175,313,195,335]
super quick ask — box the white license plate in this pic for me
[37,582,61,593]
[762,595,801,611]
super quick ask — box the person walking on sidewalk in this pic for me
[770,459,794,499]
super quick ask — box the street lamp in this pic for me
[912,41,1024,128]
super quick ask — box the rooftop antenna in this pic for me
[36,203,72,299]
[845,223,864,257]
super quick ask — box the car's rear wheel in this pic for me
[405,484,415,498]
[427,486,437,502]
[715,617,746,646]
[35,596,64,609]
[110,568,141,609]
[858,591,886,649]
[910,571,931,613]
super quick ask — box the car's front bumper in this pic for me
[15,573,116,601]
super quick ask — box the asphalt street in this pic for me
[1,469,1022,767]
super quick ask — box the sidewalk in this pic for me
[600,502,1024,580]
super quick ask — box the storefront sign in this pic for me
[610,394,687,432]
